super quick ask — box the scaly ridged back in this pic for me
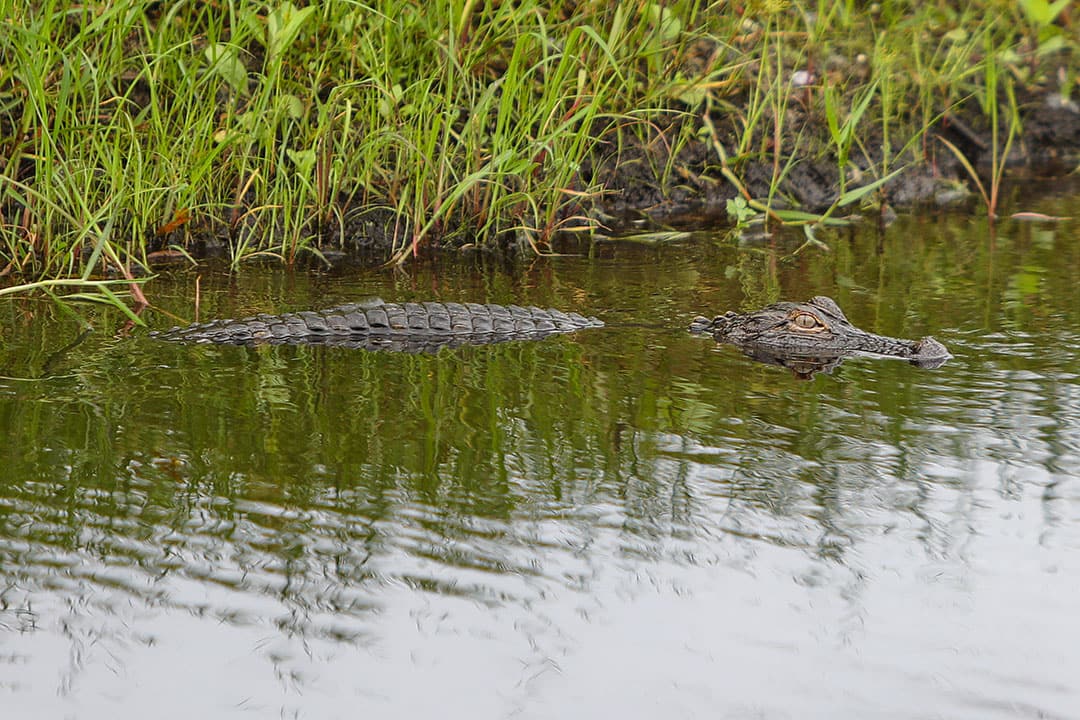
[150,300,604,349]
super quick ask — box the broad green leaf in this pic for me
[1020,0,1072,25]
[645,2,682,43]
[267,3,315,62]
[761,207,854,226]
[278,93,304,119]
[287,149,316,175]
[204,43,247,95]
[836,166,905,207]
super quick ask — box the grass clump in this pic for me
[1,0,703,280]
[0,0,1075,295]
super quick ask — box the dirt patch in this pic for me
[313,89,1080,255]
[586,89,1080,229]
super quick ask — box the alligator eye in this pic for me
[791,312,826,331]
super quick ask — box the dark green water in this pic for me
[2,190,1079,718]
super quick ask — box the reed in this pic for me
[0,0,1072,302]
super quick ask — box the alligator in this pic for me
[690,296,950,378]
[152,295,949,373]
[150,298,604,352]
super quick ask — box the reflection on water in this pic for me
[2,193,1079,718]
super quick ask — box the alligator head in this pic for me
[690,296,950,378]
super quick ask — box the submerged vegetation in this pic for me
[0,0,1076,294]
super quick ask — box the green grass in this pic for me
[0,0,1075,300]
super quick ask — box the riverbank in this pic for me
[1,0,1077,286]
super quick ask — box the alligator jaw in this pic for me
[842,328,951,368]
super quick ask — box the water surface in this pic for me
[2,191,1079,718]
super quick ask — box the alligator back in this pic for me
[150,299,604,351]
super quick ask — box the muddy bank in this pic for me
[313,91,1080,255]
[126,91,1080,267]
[24,79,1080,267]
[592,91,1080,220]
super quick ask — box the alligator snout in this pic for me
[910,336,951,368]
